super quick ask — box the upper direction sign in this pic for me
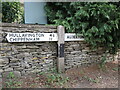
[6,33,84,42]
[6,33,58,42]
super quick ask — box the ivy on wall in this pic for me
[45,2,120,54]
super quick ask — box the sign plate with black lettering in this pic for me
[6,33,84,42]
[6,33,58,42]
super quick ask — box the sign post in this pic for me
[57,25,65,73]
[6,26,84,73]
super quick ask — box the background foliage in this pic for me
[45,2,120,54]
[0,1,2,22]
[2,1,24,23]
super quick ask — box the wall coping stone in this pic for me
[0,23,57,29]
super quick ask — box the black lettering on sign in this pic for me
[67,35,76,39]
[49,34,55,41]
[36,33,44,37]
[49,34,55,37]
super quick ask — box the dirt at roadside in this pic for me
[65,61,119,88]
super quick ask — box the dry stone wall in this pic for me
[0,23,57,76]
[0,23,119,76]
[65,42,119,69]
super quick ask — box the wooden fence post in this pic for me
[57,25,65,73]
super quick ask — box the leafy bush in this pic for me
[45,2,120,54]
[2,1,24,23]
[0,1,2,22]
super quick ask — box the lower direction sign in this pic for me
[6,33,84,42]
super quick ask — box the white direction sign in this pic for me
[6,33,84,42]
[65,33,84,41]
[6,33,58,42]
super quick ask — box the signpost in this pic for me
[57,26,65,73]
[6,25,84,73]
[6,33,84,42]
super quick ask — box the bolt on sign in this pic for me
[6,33,84,42]
[6,25,84,73]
